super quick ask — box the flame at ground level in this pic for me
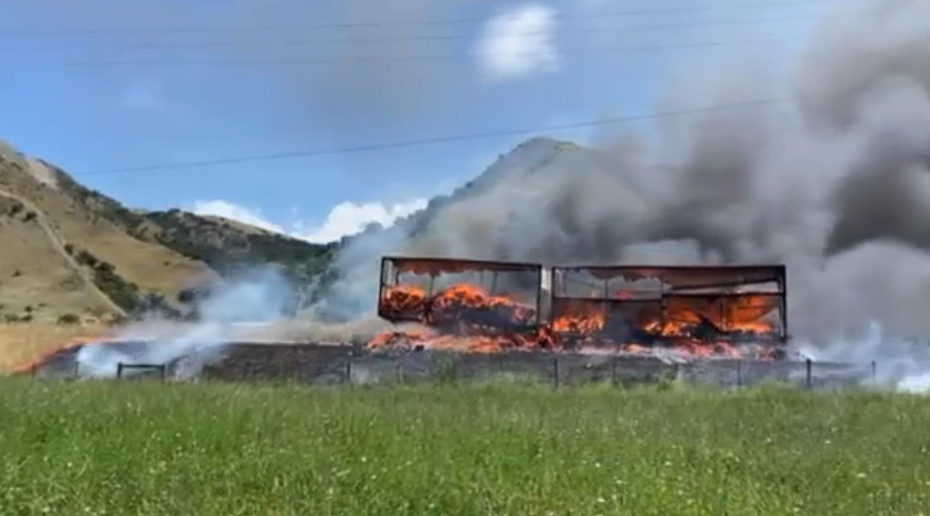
[11,334,118,375]
[374,283,785,360]
[12,275,785,375]
[367,328,783,359]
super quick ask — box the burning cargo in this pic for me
[548,264,787,359]
[372,256,787,359]
[373,257,545,352]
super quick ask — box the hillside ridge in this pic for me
[0,138,337,324]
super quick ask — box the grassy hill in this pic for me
[0,139,337,325]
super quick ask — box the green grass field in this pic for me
[0,379,928,516]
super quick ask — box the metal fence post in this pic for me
[553,357,560,389]
[805,359,812,389]
[345,359,352,386]
[736,360,742,388]
[117,362,124,379]
[440,357,458,385]
[871,361,877,384]
[610,359,617,387]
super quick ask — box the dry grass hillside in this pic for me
[0,191,118,323]
[0,138,338,365]
[0,143,214,311]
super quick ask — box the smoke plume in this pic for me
[317,0,930,366]
[75,266,298,378]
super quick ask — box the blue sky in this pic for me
[0,0,827,242]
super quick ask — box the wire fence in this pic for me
[32,353,882,391]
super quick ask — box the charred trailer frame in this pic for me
[548,264,788,356]
[377,256,544,337]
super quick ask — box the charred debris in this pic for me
[375,256,789,360]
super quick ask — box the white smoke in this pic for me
[310,0,930,391]
[74,266,297,378]
[794,321,930,393]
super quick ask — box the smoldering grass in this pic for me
[0,379,928,515]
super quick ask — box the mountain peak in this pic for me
[514,136,580,152]
[459,136,584,193]
[385,135,592,242]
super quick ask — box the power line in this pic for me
[6,6,849,51]
[0,0,853,37]
[5,7,894,69]
[5,2,868,55]
[39,9,911,71]
[1,17,800,50]
[13,8,890,71]
[42,36,786,68]
[77,92,810,176]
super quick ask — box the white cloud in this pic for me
[474,3,561,82]
[294,199,428,243]
[190,198,428,244]
[191,200,287,234]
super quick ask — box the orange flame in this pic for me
[374,282,784,359]
[10,334,118,375]
[380,283,536,333]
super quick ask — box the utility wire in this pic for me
[45,35,789,68]
[7,7,897,69]
[0,0,853,37]
[3,0,851,48]
[6,7,871,66]
[3,16,811,50]
[77,92,811,176]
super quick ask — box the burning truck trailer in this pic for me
[372,256,790,358]
[372,256,546,352]
[547,264,790,359]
